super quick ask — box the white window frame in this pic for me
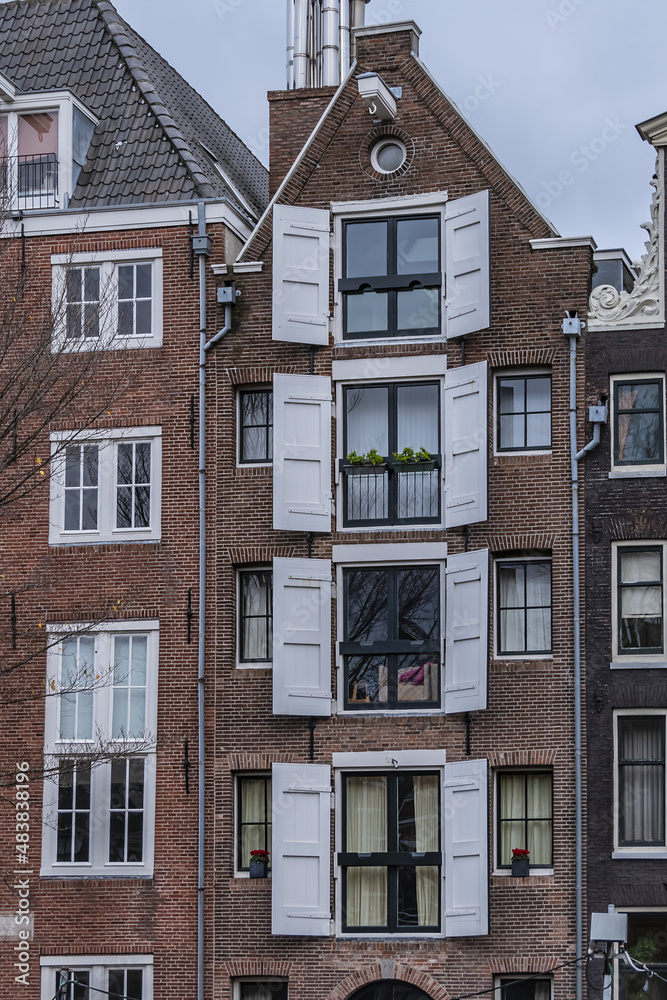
[232,979,288,1000]
[493,974,553,1000]
[332,749,446,939]
[237,566,273,668]
[493,369,552,457]
[332,193,447,347]
[613,709,667,858]
[494,555,553,661]
[40,954,153,1000]
[611,541,667,666]
[41,620,158,878]
[237,385,273,467]
[333,355,448,534]
[492,769,554,876]
[1,90,98,212]
[234,772,272,877]
[609,373,667,478]
[333,542,447,716]
[48,427,162,545]
[51,249,164,350]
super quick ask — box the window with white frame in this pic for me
[49,428,161,545]
[496,558,552,657]
[52,249,163,349]
[495,975,552,1000]
[613,543,667,662]
[270,755,488,939]
[40,955,153,1000]
[1,91,96,212]
[233,981,288,1000]
[615,911,667,1000]
[611,375,666,474]
[615,713,667,851]
[41,622,158,877]
[238,569,272,664]
[236,774,272,872]
[496,771,553,869]
[495,373,552,452]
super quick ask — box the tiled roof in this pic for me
[0,0,268,218]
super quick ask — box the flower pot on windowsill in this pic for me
[394,460,436,472]
[249,860,268,878]
[344,463,387,475]
[510,858,530,877]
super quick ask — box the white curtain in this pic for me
[620,718,665,843]
[397,384,439,454]
[526,774,552,865]
[414,775,439,926]
[500,774,552,866]
[346,776,387,926]
[241,778,269,866]
[242,575,269,660]
[499,567,524,651]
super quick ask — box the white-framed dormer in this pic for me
[0,89,98,211]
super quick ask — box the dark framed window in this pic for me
[496,976,552,1000]
[342,566,440,710]
[238,982,287,1000]
[617,546,664,655]
[108,969,143,1000]
[340,771,441,932]
[239,570,273,662]
[239,389,273,463]
[55,970,90,1000]
[618,912,667,1000]
[237,775,272,870]
[350,984,432,1000]
[497,375,551,451]
[342,382,440,526]
[340,215,441,340]
[497,560,552,655]
[613,377,664,467]
[497,771,553,867]
[617,715,666,847]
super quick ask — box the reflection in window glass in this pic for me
[497,561,552,654]
[618,547,663,653]
[497,375,551,450]
[239,390,273,463]
[614,379,663,466]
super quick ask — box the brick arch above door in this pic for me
[325,966,450,1000]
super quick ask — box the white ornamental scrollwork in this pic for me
[589,156,662,324]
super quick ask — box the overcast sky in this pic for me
[65,2,667,257]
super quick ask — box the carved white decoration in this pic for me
[588,150,665,330]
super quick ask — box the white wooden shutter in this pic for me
[273,373,332,532]
[444,758,489,937]
[272,762,332,936]
[444,361,488,527]
[444,549,488,713]
[444,190,490,338]
[273,557,332,717]
[273,203,330,344]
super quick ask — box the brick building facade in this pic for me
[210,19,593,1000]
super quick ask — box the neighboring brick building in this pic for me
[211,14,593,1000]
[0,2,266,999]
[584,113,667,988]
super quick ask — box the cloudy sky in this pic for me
[100,2,667,257]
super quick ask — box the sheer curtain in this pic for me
[346,777,387,926]
[241,779,268,867]
[526,774,552,866]
[500,774,552,865]
[499,567,524,652]
[620,718,665,843]
[413,775,439,926]
[500,775,526,865]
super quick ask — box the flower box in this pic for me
[394,460,436,472]
[249,860,268,878]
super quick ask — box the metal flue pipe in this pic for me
[350,0,368,28]
[286,0,295,89]
[293,0,309,88]
[339,0,350,79]
[321,0,341,86]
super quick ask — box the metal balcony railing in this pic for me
[0,153,59,210]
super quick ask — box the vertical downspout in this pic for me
[565,314,584,1000]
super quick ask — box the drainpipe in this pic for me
[194,201,233,1000]
[564,311,607,1000]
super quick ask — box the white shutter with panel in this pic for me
[273,557,332,717]
[444,549,489,713]
[273,203,330,344]
[444,190,490,338]
[444,758,489,937]
[273,373,332,532]
[444,361,488,527]
[272,762,332,936]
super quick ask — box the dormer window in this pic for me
[0,91,96,211]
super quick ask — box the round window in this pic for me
[371,138,407,174]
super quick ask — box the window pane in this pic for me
[345,570,388,642]
[398,864,439,927]
[619,717,666,844]
[241,571,272,661]
[526,377,550,412]
[346,776,387,851]
[135,263,152,298]
[526,562,551,607]
[118,299,133,336]
[396,655,439,703]
[397,567,439,641]
[500,414,524,449]
[396,383,438,454]
[118,265,134,300]
[346,386,389,456]
[526,412,551,448]
[499,565,525,608]
[346,290,388,334]
[239,776,271,868]
[240,984,288,1000]
[396,287,439,333]
[135,300,152,335]
[18,111,58,155]
[346,867,388,927]
[345,221,388,278]
[621,550,661,584]
[396,217,439,275]
[347,655,388,705]
[499,379,525,415]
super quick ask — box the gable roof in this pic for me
[0,0,268,219]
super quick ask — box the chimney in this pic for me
[286,0,372,89]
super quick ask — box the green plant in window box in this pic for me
[366,448,385,466]
[392,446,435,470]
[345,449,386,472]
[249,849,270,878]
[347,451,365,465]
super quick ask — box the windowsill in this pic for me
[231,874,271,881]
[494,654,553,662]
[40,869,153,879]
[236,662,273,670]
[610,660,667,669]
[494,450,552,458]
[492,868,554,877]
[336,931,445,940]
[50,537,161,547]
[335,522,443,534]
[334,335,446,349]
[612,851,667,859]
[609,469,667,479]
[236,462,272,471]
[340,708,445,717]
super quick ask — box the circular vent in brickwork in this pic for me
[360,126,415,181]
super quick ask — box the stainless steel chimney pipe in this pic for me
[321,0,341,86]
[339,0,350,77]
[286,0,295,89]
[350,0,367,28]
[293,0,309,88]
